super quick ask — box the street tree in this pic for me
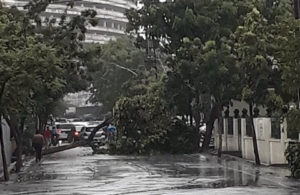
[87,37,146,113]
[0,1,98,176]
[126,0,245,153]
[234,5,274,165]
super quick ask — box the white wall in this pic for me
[242,118,287,165]
[214,117,288,165]
[214,118,241,152]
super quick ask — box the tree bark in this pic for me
[0,115,9,181]
[217,114,223,157]
[249,103,260,165]
[194,91,201,149]
[4,115,23,172]
[201,104,218,151]
[88,117,112,144]
[189,106,193,127]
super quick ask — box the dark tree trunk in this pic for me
[4,116,23,172]
[19,117,25,134]
[189,105,193,127]
[194,91,201,149]
[217,114,223,157]
[201,104,218,151]
[37,114,47,132]
[249,103,260,165]
[88,117,112,144]
[0,115,9,181]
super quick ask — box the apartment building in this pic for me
[2,0,137,43]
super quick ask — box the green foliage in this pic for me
[287,109,300,140]
[164,119,198,154]
[111,79,198,155]
[0,2,98,121]
[235,6,272,106]
[285,142,300,178]
[87,37,146,112]
[113,94,170,154]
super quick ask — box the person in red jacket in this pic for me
[44,126,51,148]
[32,131,44,163]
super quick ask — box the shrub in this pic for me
[163,119,198,154]
[285,142,300,179]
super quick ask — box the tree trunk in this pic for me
[36,115,39,132]
[88,117,112,144]
[189,107,193,127]
[14,139,22,172]
[4,116,23,172]
[217,114,223,157]
[0,115,9,181]
[194,91,201,149]
[201,104,218,151]
[249,103,260,165]
[37,114,46,132]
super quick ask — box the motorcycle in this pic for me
[51,134,59,146]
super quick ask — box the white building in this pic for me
[2,0,137,43]
[63,90,99,107]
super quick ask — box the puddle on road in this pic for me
[138,154,264,189]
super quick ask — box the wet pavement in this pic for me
[0,147,299,195]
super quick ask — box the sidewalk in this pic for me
[0,155,35,182]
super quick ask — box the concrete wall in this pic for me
[242,118,287,165]
[215,117,288,165]
[0,118,12,173]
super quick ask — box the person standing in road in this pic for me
[44,126,51,148]
[107,124,116,142]
[51,125,59,146]
[32,131,44,163]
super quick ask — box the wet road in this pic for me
[0,147,299,195]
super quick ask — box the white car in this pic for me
[80,124,106,144]
[56,123,76,141]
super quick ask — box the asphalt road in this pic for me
[0,147,299,195]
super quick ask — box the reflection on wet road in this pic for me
[0,147,299,195]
